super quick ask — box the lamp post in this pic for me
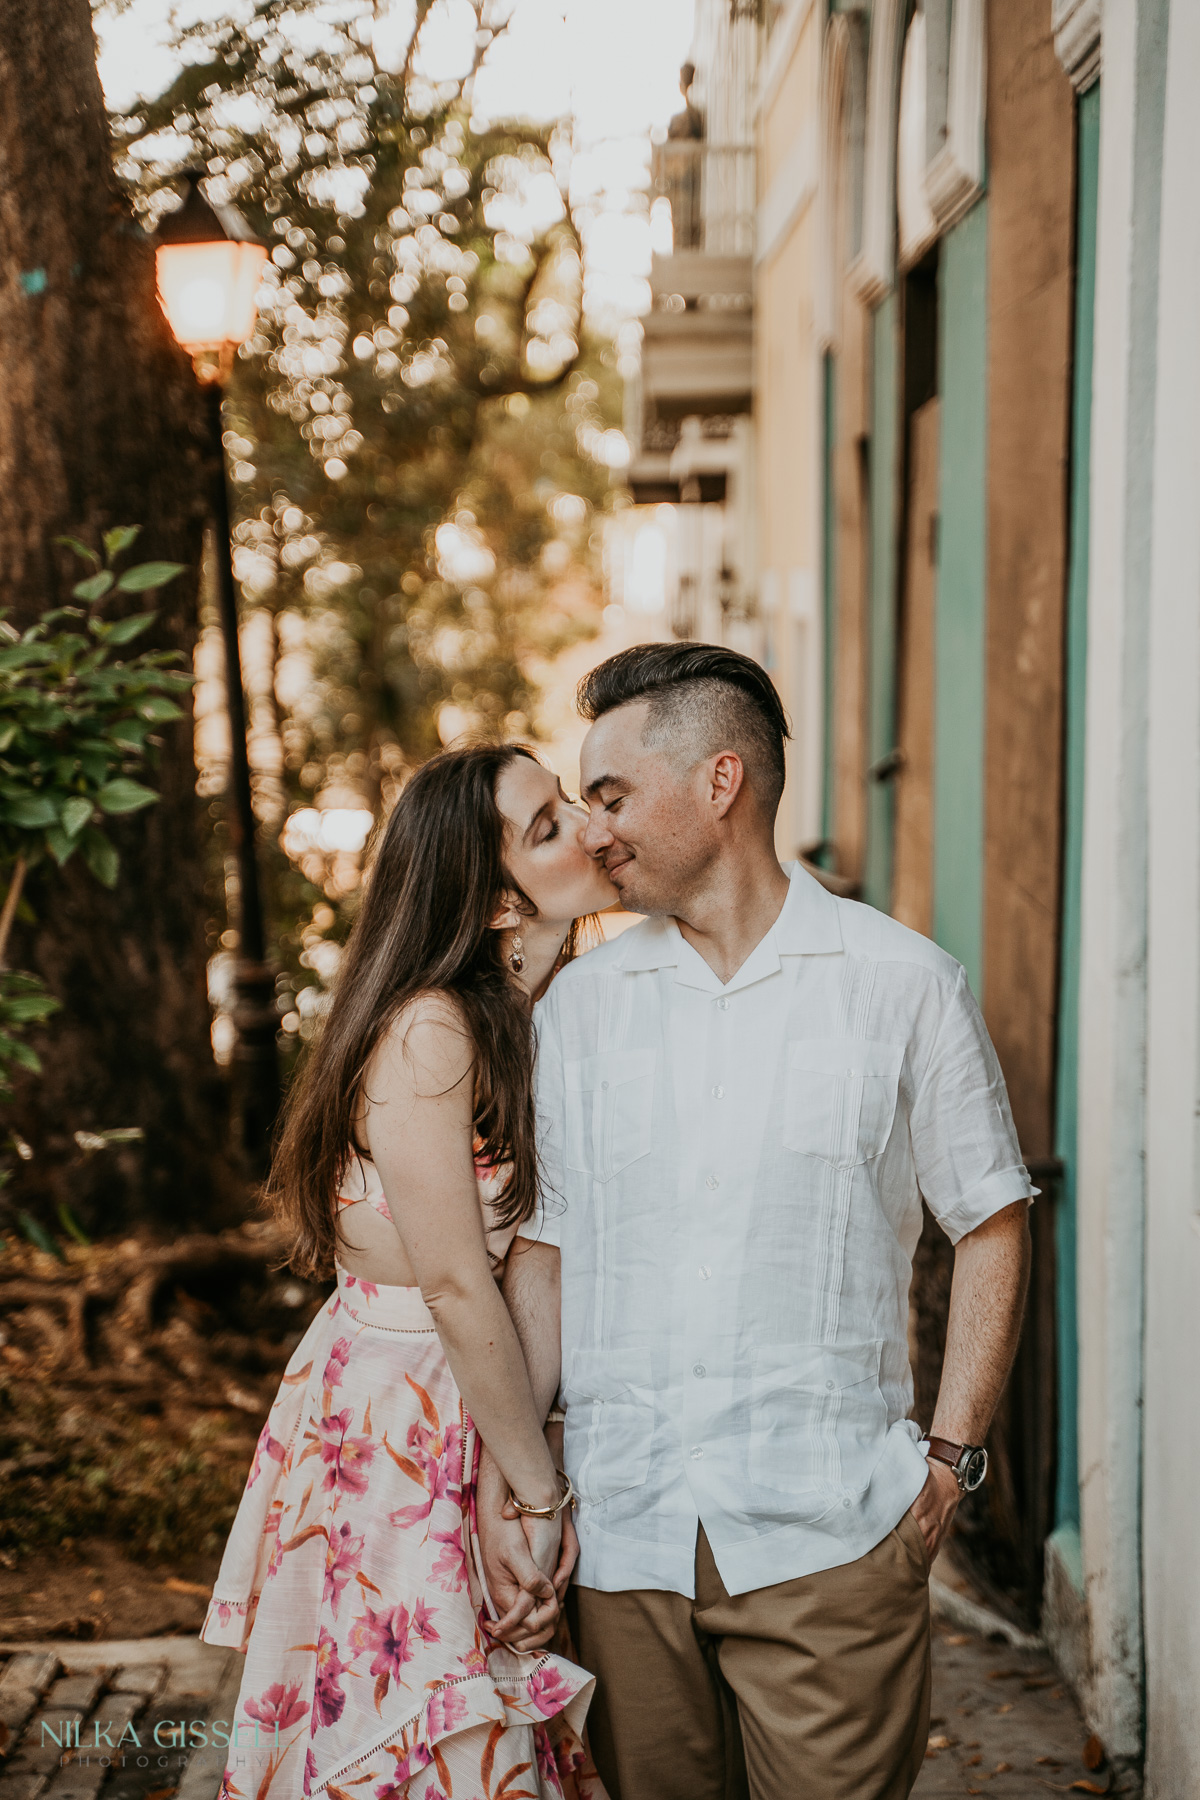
[154,173,279,1169]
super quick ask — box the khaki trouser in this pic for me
[570,1512,932,1800]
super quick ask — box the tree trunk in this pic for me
[0,0,240,1232]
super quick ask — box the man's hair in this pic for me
[577,642,792,818]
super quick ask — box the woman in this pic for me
[200,744,617,1800]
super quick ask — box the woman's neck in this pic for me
[501,918,571,1008]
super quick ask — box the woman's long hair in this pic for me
[267,743,584,1280]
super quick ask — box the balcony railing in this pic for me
[651,141,756,258]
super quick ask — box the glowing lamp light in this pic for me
[155,173,267,366]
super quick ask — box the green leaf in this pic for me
[0,723,18,753]
[137,696,185,723]
[60,796,93,838]
[55,535,101,568]
[45,826,76,867]
[16,1211,65,1261]
[104,611,157,645]
[3,795,59,829]
[103,525,141,560]
[2,993,59,1023]
[82,829,119,888]
[96,777,157,815]
[2,1040,43,1074]
[115,562,186,593]
[73,571,115,603]
[108,718,155,751]
[57,1201,92,1246]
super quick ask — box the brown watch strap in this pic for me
[926,1435,965,1469]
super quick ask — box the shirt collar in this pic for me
[613,861,844,977]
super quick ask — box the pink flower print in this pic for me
[527,1662,576,1718]
[385,1416,461,1529]
[243,1680,307,1733]
[377,1743,432,1796]
[349,1601,415,1684]
[429,1527,467,1593]
[313,1625,352,1729]
[317,1407,376,1496]
[458,1643,488,1676]
[322,1336,352,1392]
[343,1274,379,1303]
[423,1686,468,1738]
[247,1422,287,1488]
[535,1726,558,1780]
[303,1747,318,1798]
[323,1519,365,1617]
[411,1596,440,1645]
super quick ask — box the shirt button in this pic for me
[705,1174,719,1191]
[692,1363,706,1379]
[717,998,730,1011]
[691,1446,704,1459]
[711,1084,724,1099]
[601,1080,609,1090]
[826,1380,835,1390]
[698,1265,711,1280]
[842,1498,852,1508]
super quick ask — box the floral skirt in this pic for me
[200,1267,605,1800]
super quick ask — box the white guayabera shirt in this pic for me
[519,862,1035,1599]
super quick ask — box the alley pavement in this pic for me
[916,1613,1104,1798]
[1,1613,1103,1800]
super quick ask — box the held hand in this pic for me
[502,1492,563,1586]
[476,1454,559,1649]
[908,1457,961,1566]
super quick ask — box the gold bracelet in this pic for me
[509,1468,575,1520]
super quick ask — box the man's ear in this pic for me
[488,894,525,933]
[709,750,745,818]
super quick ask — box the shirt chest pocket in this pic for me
[564,1049,655,1183]
[782,1038,905,1167]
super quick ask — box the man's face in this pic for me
[579,701,719,916]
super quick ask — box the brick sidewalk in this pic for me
[0,1642,241,1800]
[2,1621,1108,1800]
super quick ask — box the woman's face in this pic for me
[495,755,618,927]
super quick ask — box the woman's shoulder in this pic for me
[370,988,474,1086]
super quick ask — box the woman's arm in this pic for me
[362,998,563,1528]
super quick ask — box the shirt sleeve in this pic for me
[908,967,1037,1244]
[516,993,566,1248]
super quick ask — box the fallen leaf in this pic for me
[996,1765,1012,1774]
[1082,1736,1105,1772]
[1068,1784,1109,1796]
[163,1577,210,1597]
[965,1754,982,1767]
[946,1633,970,1645]
[927,1734,956,1751]
[996,1703,1014,1713]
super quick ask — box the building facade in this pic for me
[622,4,1196,1782]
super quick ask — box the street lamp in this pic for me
[155,173,279,1170]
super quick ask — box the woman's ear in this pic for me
[488,895,524,933]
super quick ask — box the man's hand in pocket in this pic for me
[908,1458,961,1566]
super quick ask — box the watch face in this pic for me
[962,1447,988,1493]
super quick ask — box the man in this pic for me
[480,643,1033,1800]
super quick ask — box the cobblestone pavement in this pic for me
[916,1615,1106,1798]
[2,1622,1109,1800]
[0,1641,240,1800]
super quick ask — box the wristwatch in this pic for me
[925,1436,989,1494]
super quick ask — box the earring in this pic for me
[508,933,525,974]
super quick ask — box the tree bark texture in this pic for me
[0,0,238,1231]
